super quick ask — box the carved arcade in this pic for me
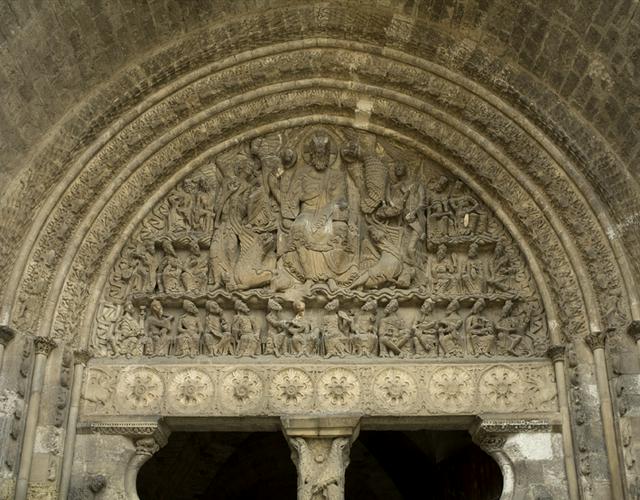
[91,127,549,361]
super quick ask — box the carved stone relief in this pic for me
[81,361,557,417]
[90,126,549,362]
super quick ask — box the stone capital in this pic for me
[0,324,16,346]
[547,344,565,362]
[73,348,93,366]
[584,330,606,351]
[33,336,56,356]
[627,320,640,343]
[282,416,360,500]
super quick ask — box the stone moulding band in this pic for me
[80,361,558,418]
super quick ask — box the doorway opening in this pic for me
[137,431,297,500]
[347,430,503,500]
[137,429,502,500]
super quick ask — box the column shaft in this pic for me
[15,339,53,500]
[58,357,87,500]
[552,358,580,500]
[592,346,625,499]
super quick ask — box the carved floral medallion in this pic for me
[270,368,313,411]
[428,366,474,412]
[116,368,163,411]
[317,368,360,410]
[168,369,213,408]
[373,368,417,410]
[478,366,525,411]
[220,369,263,410]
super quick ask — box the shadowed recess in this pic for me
[137,430,502,499]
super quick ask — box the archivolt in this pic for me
[4,39,634,348]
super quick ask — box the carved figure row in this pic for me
[110,236,523,300]
[107,296,544,359]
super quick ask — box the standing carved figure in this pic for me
[145,300,173,356]
[161,250,184,293]
[465,298,495,356]
[284,300,310,356]
[321,299,350,358]
[181,240,208,293]
[487,241,515,293]
[378,299,409,357]
[496,300,532,356]
[208,161,253,290]
[202,300,232,356]
[132,240,161,293]
[340,139,387,215]
[411,298,439,357]
[264,298,287,356]
[351,299,378,357]
[193,177,215,233]
[460,242,484,294]
[115,302,143,357]
[431,244,457,294]
[175,300,201,357]
[438,299,464,357]
[427,176,454,238]
[232,300,259,357]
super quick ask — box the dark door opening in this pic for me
[138,430,502,500]
[137,431,297,500]
[347,430,503,500]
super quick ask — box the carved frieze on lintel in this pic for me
[81,361,558,418]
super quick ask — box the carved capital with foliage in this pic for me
[547,345,566,362]
[584,331,606,352]
[33,336,56,356]
[73,348,93,366]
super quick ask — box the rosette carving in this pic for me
[116,368,163,411]
[317,368,360,410]
[168,370,213,408]
[428,367,474,412]
[373,368,417,410]
[270,368,313,411]
[220,369,263,411]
